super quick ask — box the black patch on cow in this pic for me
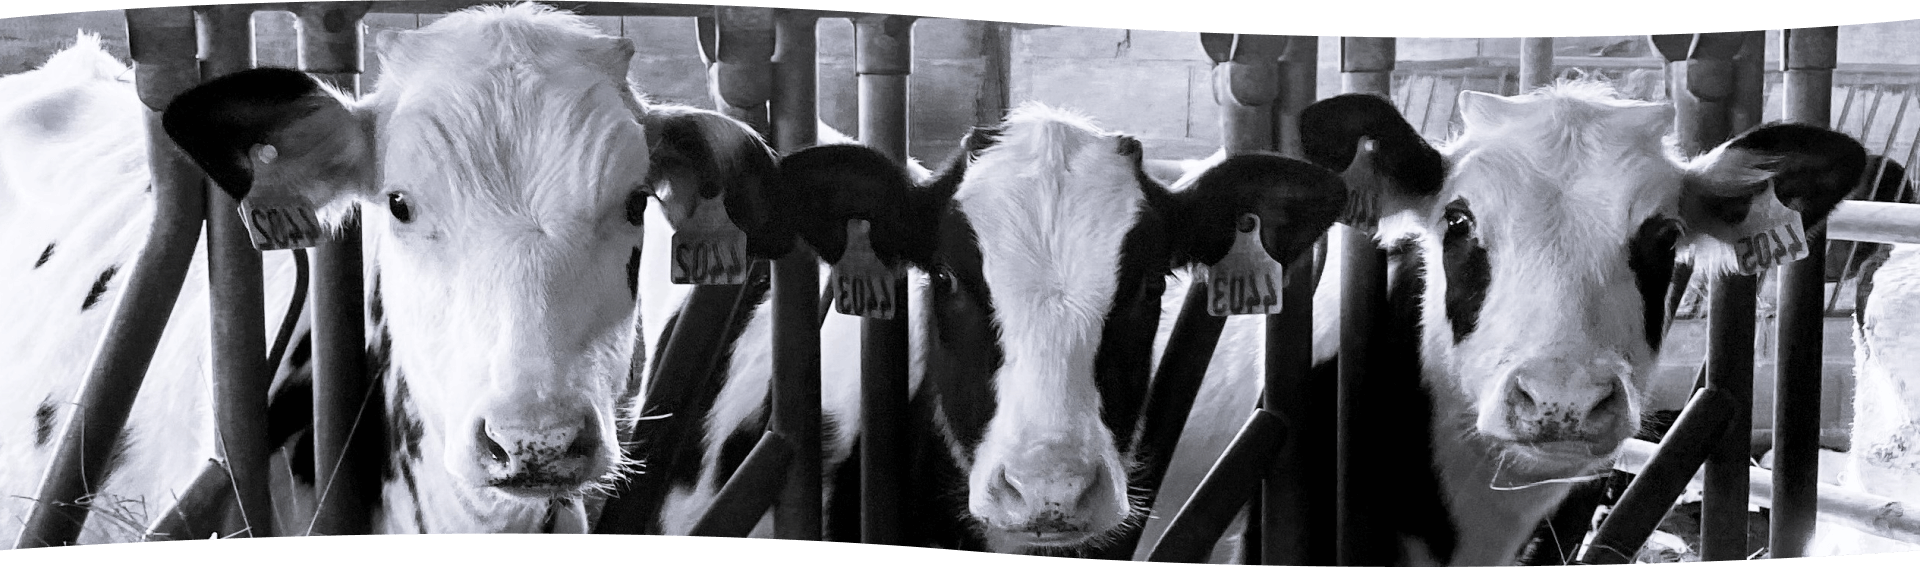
[827,437,864,543]
[34,243,54,269]
[34,396,57,447]
[1717,122,1867,227]
[1089,151,1179,447]
[1440,201,1490,343]
[713,417,763,488]
[1628,217,1682,350]
[626,247,641,300]
[1300,93,1448,198]
[81,265,117,311]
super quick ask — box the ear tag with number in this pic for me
[1201,213,1285,316]
[1729,182,1810,276]
[668,195,750,285]
[828,219,903,319]
[236,143,328,251]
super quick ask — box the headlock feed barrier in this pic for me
[8,1,1920,564]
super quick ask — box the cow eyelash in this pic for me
[930,265,958,295]
[388,192,414,223]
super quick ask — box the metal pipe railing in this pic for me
[1336,35,1395,567]
[1519,38,1555,92]
[1613,439,1920,547]
[1772,25,1840,560]
[290,1,377,538]
[851,13,914,547]
[198,3,279,540]
[13,8,208,548]
[1829,201,1920,244]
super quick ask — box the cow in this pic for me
[1808,159,1919,557]
[1151,81,1867,566]
[1,3,784,544]
[645,102,1348,555]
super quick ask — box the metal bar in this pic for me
[710,7,775,131]
[292,1,375,538]
[13,6,207,549]
[1337,36,1394,567]
[1097,280,1226,559]
[1520,38,1554,92]
[1262,36,1326,566]
[1699,32,1766,562]
[688,431,797,538]
[975,22,1013,127]
[1146,409,1289,564]
[368,1,716,17]
[142,460,236,541]
[1578,388,1737,564]
[199,3,278,540]
[593,263,767,534]
[1771,26,1838,560]
[850,13,914,547]
[1613,439,1920,547]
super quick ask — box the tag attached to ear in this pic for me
[669,195,750,285]
[1202,213,1285,316]
[1729,182,1811,275]
[828,219,903,319]
[236,144,327,251]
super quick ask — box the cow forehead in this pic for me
[379,75,645,221]
[954,105,1144,343]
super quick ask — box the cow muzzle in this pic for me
[450,397,613,498]
[969,440,1129,549]
[1476,355,1637,474]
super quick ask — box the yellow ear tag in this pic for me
[667,195,750,285]
[1201,213,1285,316]
[235,143,326,251]
[827,219,903,319]
[1729,181,1810,275]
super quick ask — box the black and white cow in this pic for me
[1,4,783,543]
[1172,81,1863,566]
[648,102,1347,554]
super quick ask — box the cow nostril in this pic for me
[477,420,509,465]
[1507,382,1538,414]
[563,417,596,459]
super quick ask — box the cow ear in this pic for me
[774,143,923,267]
[1677,122,1867,275]
[1169,153,1348,270]
[639,105,781,257]
[1299,93,1445,228]
[162,67,376,247]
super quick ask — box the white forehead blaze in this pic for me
[955,105,1143,415]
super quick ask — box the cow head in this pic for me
[768,104,1344,551]
[1300,82,1866,482]
[161,4,775,511]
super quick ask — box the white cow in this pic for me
[1157,81,1869,566]
[2,3,781,544]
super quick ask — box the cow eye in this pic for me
[930,265,958,295]
[625,191,648,226]
[1442,207,1474,241]
[388,192,414,223]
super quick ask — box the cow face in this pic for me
[771,104,1345,551]
[1300,82,1866,482]
[161,4,774,508]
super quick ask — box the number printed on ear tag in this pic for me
[669,197,750,285]
[1202,213,1284,317]
[1728,182,1810,276]
[237,199,326,251]
[829,219,903,319]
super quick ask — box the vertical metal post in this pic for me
[974,22,1013,127]
[1771,26,1838,560]
[1697,31,1764,563]
[1264,34,1330,566]
[14,7,207,548]
[1519,38,1555,92]
[1337,36,1395,567]
[728,5,820,541]
[197,4,277,540]
[853,13,914,547]
[294,1,373,537]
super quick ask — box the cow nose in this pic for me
[470,410,602,491]
[978,450,1108,533]
[1496,360,1631,450]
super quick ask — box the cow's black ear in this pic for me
[1170,152,1348,268]
[774,144,921,266]
[1299,93,1445,224]
[641,105,781,257]
[162,67,374,204]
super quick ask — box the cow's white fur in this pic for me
[0,33,301,545]
[1810,243,1920,556]
[4,3,772,543]
[1155,82,1852,566]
